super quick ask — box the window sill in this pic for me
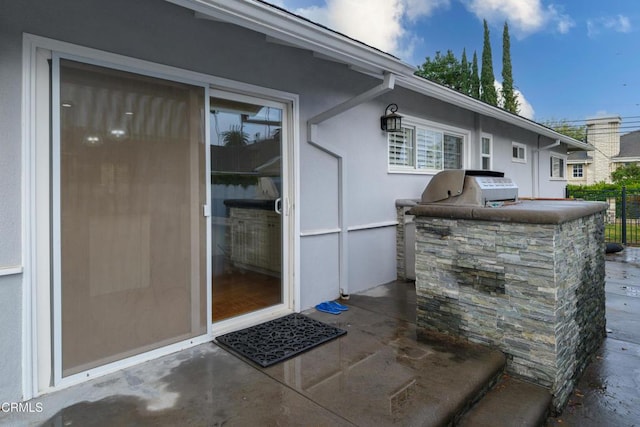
[388,169,439,175]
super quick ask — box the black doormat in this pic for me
[215,313,347,368]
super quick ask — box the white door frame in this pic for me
[22,33,300,398]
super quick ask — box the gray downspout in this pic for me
[307,73,396,298]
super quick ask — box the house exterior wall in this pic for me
[479,117,568,198]
[0,276,22,402]
[0,0,579,401]
[586,117,621,185]
[566,161,590,186]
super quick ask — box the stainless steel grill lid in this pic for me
[420,170,518,207]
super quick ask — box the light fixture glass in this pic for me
[84,135,102,146]
[110,129,126,140]
[380,103,402,132]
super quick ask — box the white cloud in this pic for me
[404,0,451,21]
[293,0,450,60]
[547,4,575,34]
[494,80,535,119]
[587,15,632,38]
[516,90,535,120]
[461,0,574,37]
[462,0,544,34]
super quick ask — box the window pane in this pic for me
[481,137,490,155]
[551,157,564,178]
[417,129,441,169]
[482,157,491,170]
[389,127,414,167]
[444,134,462,169]
[573,164,583,178]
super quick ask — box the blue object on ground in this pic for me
[315,302,341,315]
[327,300,349,311]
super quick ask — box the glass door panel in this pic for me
[210,96,283,321]
[57,59,207,376]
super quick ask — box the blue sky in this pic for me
[274,0,640,129]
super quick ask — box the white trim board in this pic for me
[0,266,23,277]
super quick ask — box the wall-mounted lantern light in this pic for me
[380,103,402,132]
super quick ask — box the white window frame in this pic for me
[550,154,566,179]
[481,133,493,170]
[572,164,584,178]
[512,142,527,163]
[388,116,469,174]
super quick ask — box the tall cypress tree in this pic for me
[460,48,471,95]
[480,19,498,106]
[501,21,519,113]
[471,51,480,99]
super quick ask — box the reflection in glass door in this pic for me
[56,59,207,377]
[210,96,283,322]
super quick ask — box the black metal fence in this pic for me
[566,186,640,245]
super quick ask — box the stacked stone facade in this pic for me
[396,206,407,280]
[413,210,606,411]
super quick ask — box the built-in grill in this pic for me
[404,168,607,412]
[420,169,518,207]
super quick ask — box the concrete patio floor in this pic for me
[2,248,639,426]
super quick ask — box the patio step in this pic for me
[457,374,552,427]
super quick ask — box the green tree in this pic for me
[221,125,249,146]
[501,21,518,113]
[416,50,463,91]
[480,20,498,106]
[460,48,472,95]
[541,119,586,141]
[470,51,480,99]
[611,163,640,185]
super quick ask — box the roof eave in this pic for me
[165,0,593,152]
[166,0,417,77]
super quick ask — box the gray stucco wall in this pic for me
[0,275,23,402]
[0,6,23,268]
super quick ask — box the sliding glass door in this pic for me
[55,59,208,377]
[210,94,285,322]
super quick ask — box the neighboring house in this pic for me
[567,116,621,185]
[0,0,593,402]
[612,130,640,167]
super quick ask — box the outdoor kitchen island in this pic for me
[408,172,607,412]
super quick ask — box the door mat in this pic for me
[215,313,347,368]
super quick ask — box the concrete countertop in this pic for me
[395,199,420,207]
[409,200,608,224]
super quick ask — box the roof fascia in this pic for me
[396,75,594,152]
[168,0,416,77]
[612,156,640,163]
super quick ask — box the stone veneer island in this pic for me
[407,200,607,412]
